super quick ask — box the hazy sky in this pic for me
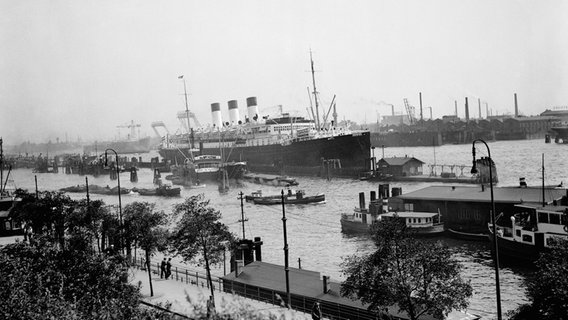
[1,0,567,144]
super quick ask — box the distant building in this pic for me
[377,156,424,176]
[381,114,411,126]
[502,116,561,135]
[541,108,568,124]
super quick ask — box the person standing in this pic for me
[311,301,322,320]
[166,258,172,280]
[160,258,166,279]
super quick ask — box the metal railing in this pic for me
[131,257,403,320]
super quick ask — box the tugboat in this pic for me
[341,186,444,236]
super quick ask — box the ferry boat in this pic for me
[491,203,568,262]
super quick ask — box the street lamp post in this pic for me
[471,139,502,320]
[105,148,123,254]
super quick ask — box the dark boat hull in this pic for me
[159,132,371,178]
[253,194,325,205]
[491,234,543,262]
[340,219,372,234]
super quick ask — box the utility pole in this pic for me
[281,190,291,308]
[238,191,248,239]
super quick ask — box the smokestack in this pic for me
[359,192,365,210]
[254,237,263,261]
[514,93,519,117]
[478,98,482,119]
[323,275,330,293]
[454,100,458,117]
[246,97,260,122]
[391,104,395,116]
[211,103,222,129]
[228,100,240,125]
[465,97,470,121]
[419,92,423,121]
[486,103,489,119]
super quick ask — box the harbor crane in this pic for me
[403,98,416,125]
[151,121,170,138]
[177,110,201,132]
[117,120,141,140]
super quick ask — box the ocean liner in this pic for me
[158,56,371,178]
[158,103,370,178]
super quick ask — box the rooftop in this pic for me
[396,185,567,204]
[379,156,425,166]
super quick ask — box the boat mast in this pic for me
[542,153,545,207]
[180,76,194,161]
[310,50,321,131]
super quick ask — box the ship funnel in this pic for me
[228,100,240,125]
[246,97,260,122]
[211,103,223,129]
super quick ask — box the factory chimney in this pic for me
[514,93,519,118]
[465,97,470,121]
[419,92,423,121]
[454,100,458,117]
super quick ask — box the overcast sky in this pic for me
[1,0,567,144]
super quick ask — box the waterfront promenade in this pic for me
[0,236,311,319]
[130,266,312,319]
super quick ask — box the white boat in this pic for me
[379,211,445,236]
[491,203,568,262]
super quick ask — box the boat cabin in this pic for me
[504,204,568,248]
[380,211,441,229]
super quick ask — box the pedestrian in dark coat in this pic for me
[160,258,166,279]
[165,258,172,279]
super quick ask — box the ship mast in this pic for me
[180,75,194,161]
[310,50,321,131]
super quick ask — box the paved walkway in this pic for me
[130,266,312,319]
[1,236,311,319]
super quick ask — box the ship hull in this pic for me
[159,132,371,178]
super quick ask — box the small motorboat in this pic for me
[133,185,181,197]
[252,190,325,205]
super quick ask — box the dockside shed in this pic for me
[377,156,424,177]
[389,185,568,234]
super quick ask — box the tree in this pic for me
[341,218,472,320]
[169,195,237,312]
[12,190,76,249]
[508,238,568,320]
[123,201,169,297]
[0,238,140,319]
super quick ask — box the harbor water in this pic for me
[9,139,566,319]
